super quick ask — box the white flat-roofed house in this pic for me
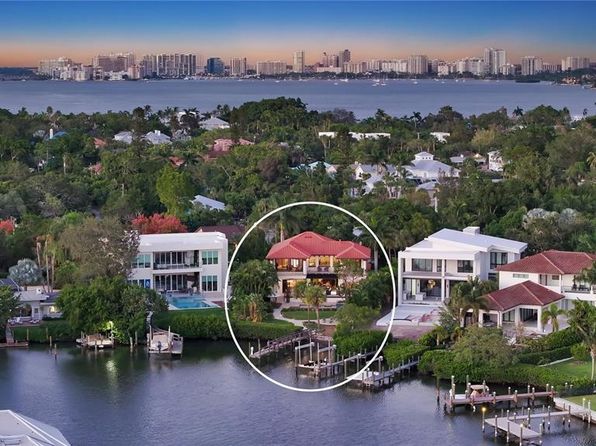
[496,250,596,310]
[397,226,527,305]
[404,152,460,181]
[128,232,228,299]
[430,132,450,143]
[191,194,226,211]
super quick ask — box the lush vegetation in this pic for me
[281,308,337,320]
[383,340,429,367]
[334,330,388,357]
[12,319,76,343]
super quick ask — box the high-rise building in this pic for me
[455,58,486,76]
[38,57,74,78]
[256,61,287,75]
[140,54,196,77]
[338,49,351,69]
[229,57,247,76]
[93,53,134,73]
[292,51,305,73]
[484,48,507,75]
[408,55,428,74]
[561,56,591,71]
[206,57,225,75]
[521,56,543,76]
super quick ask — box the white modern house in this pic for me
[128,232,228,299]
[430,131,450,143]
[397,226,527,305]
[404,152,460,181]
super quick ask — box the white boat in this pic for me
[147,326,183,357]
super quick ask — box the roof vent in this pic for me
[463,226,480,235]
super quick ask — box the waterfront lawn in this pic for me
[545,359,592,379]
[566,394,596,407]
[281,309,336,320]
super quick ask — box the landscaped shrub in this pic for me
[383,340,429,367]
[12,320,77,343]
[523,328,581,353]
[233,320,298,340]
[334,330,389,357]
[517,345,574,365]
[571,343,591,362]
[419,349,593,388]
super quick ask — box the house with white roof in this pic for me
[114,130,134,144]
[351,162,398,197]
[397,226,527,305]
[129,232,228,300]
[488,150,504,172]
[404,152,460,181]
[295,161,337,176]
[430,132,450,143]
[191,194,226,211]
[144,130,171,145]
[200,117,230,131]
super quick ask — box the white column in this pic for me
[478,310,484,327]
[441,278,446,302]
[497,312,502,328]
[537,307,543,332]
[515,307,521,326]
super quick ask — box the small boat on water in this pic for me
[147,326,183,357]
[76,333,115,350]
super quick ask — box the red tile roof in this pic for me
[196,225,245,240]
[497,250,596,275]
[484,281,563,312]
[266,231,371,260]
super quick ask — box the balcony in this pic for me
[307,266,336,274]
[562,285,596,295]
[153,263,200,270]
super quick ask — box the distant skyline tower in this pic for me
[408,54,428,74]
[293,50,305,73]
[338,49,351,70]
[484,48,507,75]
[206,57,224,75]
[521,56,543,75]
[229,57,247,76]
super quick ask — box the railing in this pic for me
[562,285,595,294]
[153,263,200,270]
[307,266,336,273]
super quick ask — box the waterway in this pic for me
[1,79,595,119]
[1,342,594,445]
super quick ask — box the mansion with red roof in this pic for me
[478,250,596,332]
[265,231,371,297]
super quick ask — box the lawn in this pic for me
[566,394,596,407]
[546,358,593,380]
[281,309,337,320]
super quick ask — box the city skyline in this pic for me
[2,1,596,67]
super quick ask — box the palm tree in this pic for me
[567,300,596,380]
[587,152,596,171]
[540,303,566,332]
[301,284,327,328]
[513,106,524,118]
[450,277,496,327]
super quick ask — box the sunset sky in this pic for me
[1,1,595,67]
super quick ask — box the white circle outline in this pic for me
[224,201,397,392]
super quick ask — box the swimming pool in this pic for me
[166,293,219,310]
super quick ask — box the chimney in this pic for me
[155,130,161,135]
[463,226,480,235]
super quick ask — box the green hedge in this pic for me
[571,343,591,362]
[12,320,77,343]
[419,349,592,388]
[523,328,581,353]
[383,340,429,367]
[153,309,298,340]
[517,345,575,365]
[334,330,389,357]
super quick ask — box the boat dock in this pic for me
[147,326,183,357]
[0,327,29,349]
[76,333,115,350]
[249,329,323,359]
[446,378,556,412]
[351,357,421,390]
[482,404,592,443]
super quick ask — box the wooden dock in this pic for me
[249,329,320,359]
[76,333,115,350]
[0,327,29,349]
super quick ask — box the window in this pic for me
[551,275,560,281]
[128,279,151,289]
[202,275,218,292]
[513,273,529,279]
[201,250,219,265]
[132,253,151,269]
[412,258,433,272]
[457,260,473,273]
[490,252,508,269]
[436,260,442,273]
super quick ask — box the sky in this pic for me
[1,1,595,67]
